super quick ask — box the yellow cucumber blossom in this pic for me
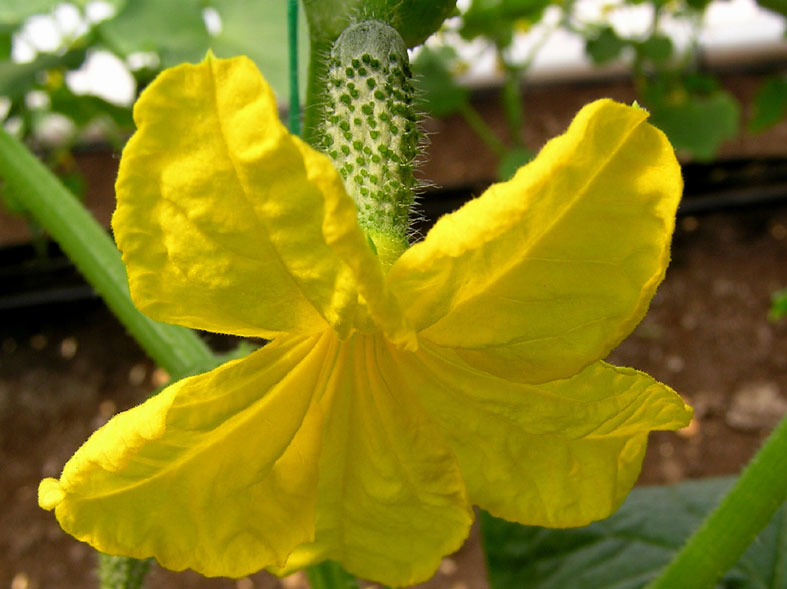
[38,53,692,586]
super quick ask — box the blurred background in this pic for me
[1,0,786,587]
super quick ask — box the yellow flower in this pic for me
[39,54,692,586]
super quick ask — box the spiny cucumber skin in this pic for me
[320,20,420,266]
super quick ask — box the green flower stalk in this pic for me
[98,554,152,589]
[648,414,787,588]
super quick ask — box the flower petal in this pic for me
[114,53,405,340]
[297,138,415,348]
[39,334,332,577]
[273,335,472,586]
[384,343,692,528]
[388,100,681,382]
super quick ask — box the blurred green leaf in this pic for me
[0,0,59,24]
[686,0,715,10]
[208,0,309,101]
[636,34,673,63]
[683,72,720,94]
[98,0,209,67]
[749,75,787,133]
[0,49,86,101]
[461,0,552,46]
[376,0,459,48]
[497,146,533,180]
[646,88,739,161]
[482,477,787,589]
[769,288,787,321]
[48,85,133,130]
[461,0,513,45]
[586,27,626,64]
[303,0,457,49]
[412,46,469,118]
[754,0,787,16]
[0,24,13,59]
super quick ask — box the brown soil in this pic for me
[2,199,786,589]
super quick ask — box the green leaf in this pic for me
[686,0,714,10]
[0,0,59,24]
[769,288,787,321]
[98,0,209,67]
[0,24,13,59]
[460,0,552,46]
[461,0,509,43]
[303,0,457,48]
[412,46,469,118]
[482,477,787,589]
[683,72,720,94]
[637,34,673,63]
[646,89,739,161]
[586,27,626,64]
[754,0,787,16]
[501,0,553,17]
[208,0,309,101]
[749,76,787,133]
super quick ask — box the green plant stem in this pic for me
[288,0,301,136]
[305,561,360,589]
[98,555,152,589]
[648,415,787,588]
[458,102,507,158]
[0,129,214,378]
[501,61,524,148]
[496,14,559,150]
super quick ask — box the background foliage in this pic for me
[414,0,786,177]
[482,477,787,589]
[0,0,785,175]
[0,0,307,148]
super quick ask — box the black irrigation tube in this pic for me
[677,182,787,216]
[0,241,100,311]
[2,160,786,311]
[419,177,787,225]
